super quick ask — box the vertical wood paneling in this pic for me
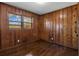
[67,7,72,48]
[77,3,79,56]
[43,15,49,41]
[39,4,78,49]
[72,5,78,49]
[38,16,44,40]
[0,3,78,50]
[0,3,1,49]
[57,11,60,44]
[47,13,52,42]
[0,3,39,49]
[55,11,59,44]
[0,4,10,48]
[63,8,68,47]
[32,15,38,42]
[59,10,64,45]
[51,13,56,43]
[53,12,56,43]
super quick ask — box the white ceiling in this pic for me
[4,2,77,15]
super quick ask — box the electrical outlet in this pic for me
[51,38,53,40]
[17,40,20,43]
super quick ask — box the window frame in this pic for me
[22,16,32,29]
[8,13,22,30]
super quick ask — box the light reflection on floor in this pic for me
[26,52,33,56]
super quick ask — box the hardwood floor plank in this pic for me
[26,40,78,56]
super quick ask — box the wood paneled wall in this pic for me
[38,4,78,49]
[0,2,78,55]
[77,3,79,55]
[0,3,39,49]
[0,3,1,49]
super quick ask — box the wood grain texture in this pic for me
[0,3,1,49]
[0,2,78,55]
[0,40,78,56]
[77,3,79,56]
[71,5,78,49]
[0,3,39,49]
[0,43,27,56]
[26,40,78,56]
[38,4,78,49]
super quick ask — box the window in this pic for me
[8,14,21,29]
[8,13,32,29]
[23,16,32,29]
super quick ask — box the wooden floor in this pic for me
[26,40,78,56]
